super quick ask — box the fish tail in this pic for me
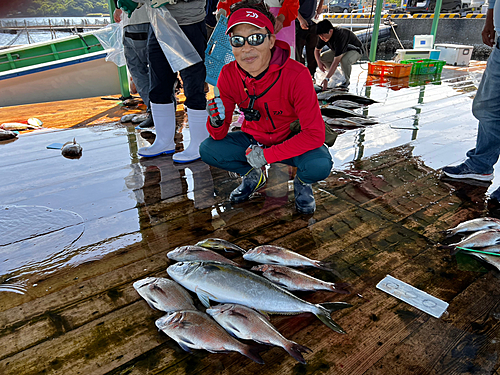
[330,282,351,294]
[442,229,455,238]
[240,345,265,364]
[283,341,313,364]
[438,243,460,255]
[316,261,342,277]
[315,302,351,334]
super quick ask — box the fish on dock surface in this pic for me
[450,229,500,249]
[206,303,312,364]
[251,264,350,294]
[195,238,246,253]
[61,138,83,159]
[155,310,265,364]
[317,90,378,105]
[133,277,196,312]
[167,261,351,333]
[243,245,335,272]
[324,117,366,128]
[0,129,17,141]
[0,122,42,131]
[444,217,500,237]
[167,245,240,266]
[331,100,365,110]
[320,105,365,119]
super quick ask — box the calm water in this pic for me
[0,16,110,47]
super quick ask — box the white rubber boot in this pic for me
[138,102,176,157]
[173,108,209,163]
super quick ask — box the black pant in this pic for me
[148,20,207,110]
[295,21,318,77]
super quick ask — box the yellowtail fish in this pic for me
[133,277,196,312]
[167,261,351,333]
[206,303,312,364]
[243,245,334,272]
[196,238,246,253]
[167,245,240,266]
[251,264,350,294]
[155,310,264,364]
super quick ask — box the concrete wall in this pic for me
[331,18,486,46]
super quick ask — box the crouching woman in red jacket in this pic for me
[200,1,332,214]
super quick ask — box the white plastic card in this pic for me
[376,275,449,319]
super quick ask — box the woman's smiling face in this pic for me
[230,23,276,77]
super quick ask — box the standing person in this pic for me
[113,4,153,128]
[295,0,323,77]
[441,0,500,183]
[314,19,362,90]
[117,0,209,163]
[206,0,218,39]
[200,2,333,214]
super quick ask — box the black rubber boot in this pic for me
[138,114,154,128]
[294,175,316,214]
[230,168,266,203]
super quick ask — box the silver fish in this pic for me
[206,304,312,364]
[0,129,17,141]
[331,100,364,109]
[61,138,82,159]
[317,90,378,105]
[320,105,364,119]
[196,238,246,253]
[167,261,351,333]
[444,217,500,237]
[243,245,334,271]
[133,277,196,312]
[451,229,500,249]
[251,265,350,294]
[167,245,240,266]
[155,310,264,364]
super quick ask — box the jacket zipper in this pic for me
[264,103,276,130]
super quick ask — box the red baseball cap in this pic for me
[226,8,275,35]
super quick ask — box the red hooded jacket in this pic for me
[207,40,325,164]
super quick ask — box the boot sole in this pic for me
[138,149,175,157]
[173,156,201,164]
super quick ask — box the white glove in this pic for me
[151,0,177,8]
[215,8,227,21]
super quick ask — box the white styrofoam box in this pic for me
[434,44,473,66]
[394,49,440,63]
[413,35,434,49]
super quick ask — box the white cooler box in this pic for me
[434,44,473,66]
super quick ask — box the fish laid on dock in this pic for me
[251,264,350,294]
[444,217,500,237]
[206,304,312,364]
[450,229,500,249]
[195,238,246,253]
[0,129,17,141]
[155,310,265,364]
[320,105,365,119]
[167,261,351,333]
[317,90,378,105]
[167,245,240,266]
[133,277,196,312]
[243,245,335,272]
[0,122,42,131]
[331,100,365,110]
[61,138,82,159]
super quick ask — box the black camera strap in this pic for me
[241,70,282,108]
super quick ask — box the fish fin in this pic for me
[315,302,352,334]
[258,310,271,320]
[331,283,351,294]
[227,322,242,334]
[228,310,249,320]
[240,345,265,364]
[284,341,313,364]
[195,289,213,308]
[144,299,159,310]
[268,269,292,279]
[177,339,193,353]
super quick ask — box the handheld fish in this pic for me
[167,245,240,266]
[133,277,196,312]
[167,261,351,333]
[243,245,335,272]
[206,304,312,364]
[155,310,264,364]
[251,264,350,294]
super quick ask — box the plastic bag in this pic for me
[314,67,345,88]
[146,4,202,72]
[92,22,127,67]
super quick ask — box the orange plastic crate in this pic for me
[368,61,413,78]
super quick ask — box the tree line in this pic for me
[1,0,111,17]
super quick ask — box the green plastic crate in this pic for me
[400,58,446,75]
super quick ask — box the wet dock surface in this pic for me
[0,61,499,375]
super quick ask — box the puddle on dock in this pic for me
[0,63,497,293]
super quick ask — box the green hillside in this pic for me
[0,0,111,17]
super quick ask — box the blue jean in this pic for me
[147,21,207,110]
[465,41,500,174]
[123,23,150,109]
[200,132,333,184]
